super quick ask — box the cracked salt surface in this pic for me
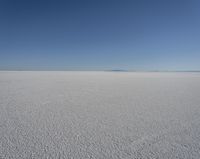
[0,71,200,159]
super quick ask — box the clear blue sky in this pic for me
[0,0,200,71]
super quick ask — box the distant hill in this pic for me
[106,69,128,72]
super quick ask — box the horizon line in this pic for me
[0,69,200,72]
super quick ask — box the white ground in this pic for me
[0,71,200,159]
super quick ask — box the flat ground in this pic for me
[0,71,200,159]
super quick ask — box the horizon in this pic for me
[1,68,200,71]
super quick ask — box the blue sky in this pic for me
[0,0,200,70]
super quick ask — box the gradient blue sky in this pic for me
[0,0,200,70]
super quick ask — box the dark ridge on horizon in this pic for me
[106,69,129,72]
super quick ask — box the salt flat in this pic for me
[0,71,200,159]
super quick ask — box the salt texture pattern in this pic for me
[0,71,200,159]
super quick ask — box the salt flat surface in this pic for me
[0,71,200,159]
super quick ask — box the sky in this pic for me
[0,0,200,71]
